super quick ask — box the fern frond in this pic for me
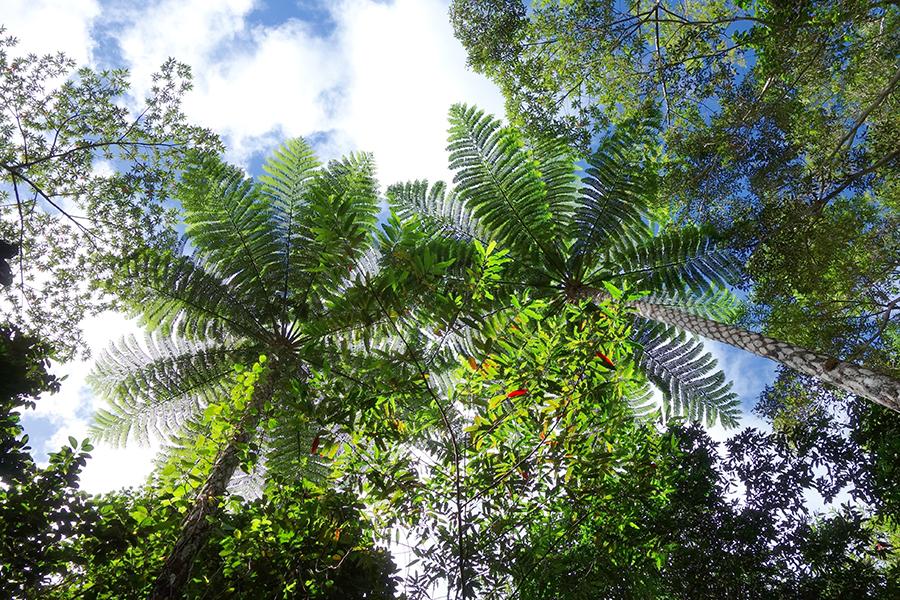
[388,179,485,243]
[573,116,658,259]
[259,138,321,206]
[529,135,577,227]
[642,287,743,322]
[89,333,245,446]
[119,249,265,341]
[623,381,662,422]
[633,320,740,428]
[257,417,331,485]
[299,152,380,294]
[448,104,563,269]
[258,138,322,299]
[179,154,282,309]
[605,226,741,296]
[423,299,519,371]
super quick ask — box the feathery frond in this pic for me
[641,288,743,323]
[572,115,658,260]
[119,249,264,341]
[529,135,577,228]
[623,381,662,423]
[300,152,380,294]
[448,104,563,269]
[89,334,243,446]
[633,320,740,427]
[604,225,742,296]
[179,155,282,308]
[388,179,485,243]
[258,137,322,299]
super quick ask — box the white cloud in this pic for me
[113,0,256,97]
[80,443,160,493]
[181,18,342,162]
[332,0,506,185]
[1,0,101,65]
[111,0,505,177]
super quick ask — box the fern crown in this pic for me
[90,139,380,446]
[389,104,743,427]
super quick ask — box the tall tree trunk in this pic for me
[150,375,273,600]
[630,300,900,413]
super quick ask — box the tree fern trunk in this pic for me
[631,300,900,412]
[150,376,272,600]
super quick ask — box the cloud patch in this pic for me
[111,0,505,177]
[1,0,101,64]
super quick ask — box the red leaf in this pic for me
[506,389,528,398]
[310,434,320,455]
[595,351,616,369]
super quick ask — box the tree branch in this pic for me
[823,67,900,167]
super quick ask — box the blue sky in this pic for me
[5,0,777,493]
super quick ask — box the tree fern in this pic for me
[389,106,745,427]
[91,139,382,448]
[90,139,392,598]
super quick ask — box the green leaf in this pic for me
[129,505,149,524]
[602,281,623,300]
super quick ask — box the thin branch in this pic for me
[656,5,774,28]
[7,139,180,171]
[4,167,100,247]
[654,4,671,128]
[11,176,26,301]
[822,67,900,167]
[814,148,900,208]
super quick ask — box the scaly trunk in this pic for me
[631,300,900,413]
[150,376,273,600]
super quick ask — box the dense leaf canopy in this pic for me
[450,0,900,378]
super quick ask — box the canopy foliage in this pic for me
[450,0,900,376]
[1,11,899,599]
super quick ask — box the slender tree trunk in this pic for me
[630,300,900,413]
[150,375,273,600]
